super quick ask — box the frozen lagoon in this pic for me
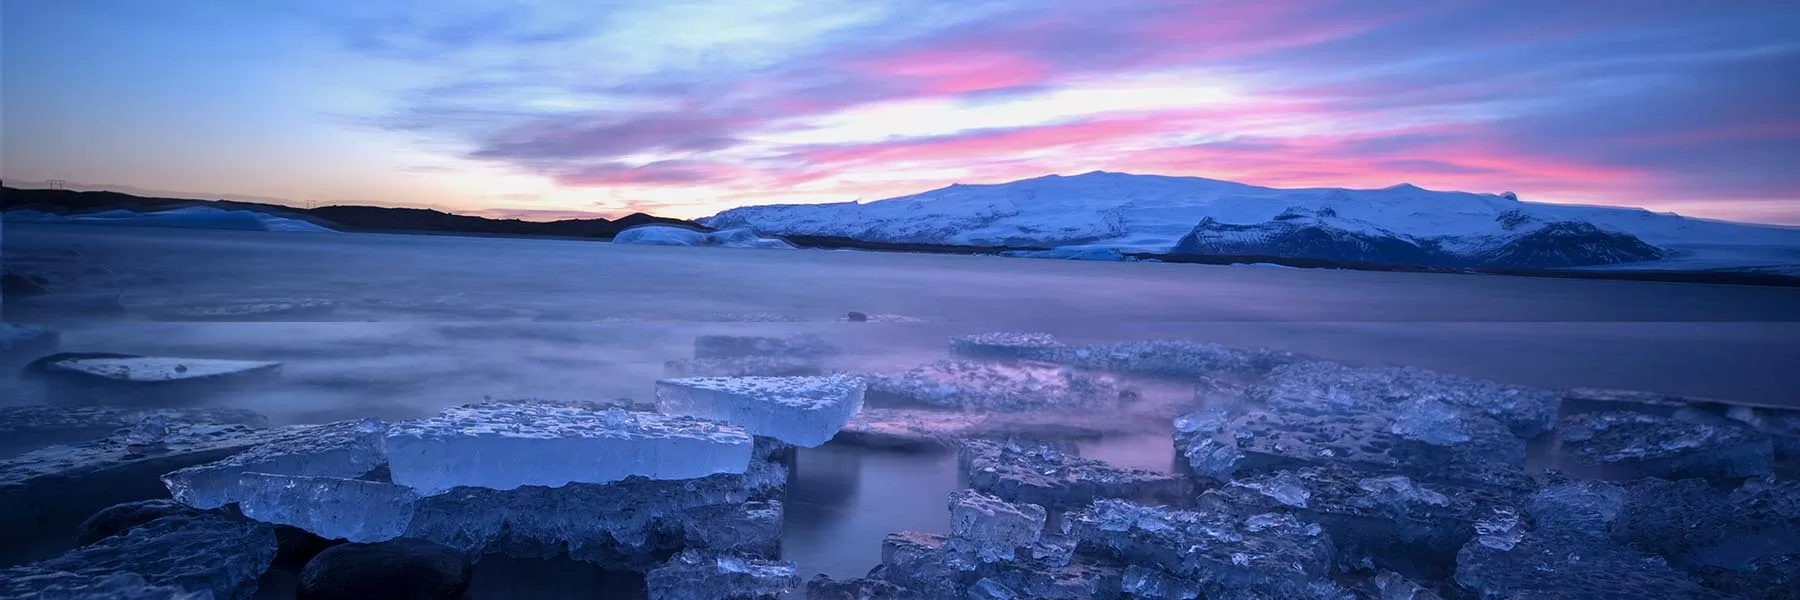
[4,223,1800,597]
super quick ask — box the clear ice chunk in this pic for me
[1195,464,1526,581]
[1180,410,1526,487]
[655,375,864,447]
[162,418,388,509]
[947,489,1047,563]
[1066,499,1335,595]
[235,473,418,542]
[1252,361,1560,438]
[959,439,1188,511]
[385,402,753,494]
[1527,479,1625,537]
[867,359,1127,412]
[645,550,798,600]
[1121,564,1201,600]
[949,332,1069,361]
[1057,340,1304,378]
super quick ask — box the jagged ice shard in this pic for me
[235,473,420,543]
[385,403,753,495]
[654,375,865,447]
[161,418,387,509]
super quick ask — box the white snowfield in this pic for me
[4,206,335,233]
[612,225,795,249]
[703,171,1800,269]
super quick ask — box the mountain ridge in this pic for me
[704,170,1800,272]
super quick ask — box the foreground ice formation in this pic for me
[1058,339,1305,379]
[947,490,1047,563]
[161,418,387,509]
[1175,409,1527,487]
[1558,412,1773,480]
[959,439,1188,511]
[385,402,753,494]
[867,359,1130,412]
[646,550,799,600]
[1252,361,1561,437]
[1195,464,1528,579]
[1454,526,1732,599]
[949,332,1070,361]
[0,513,276,600]
[1,420,303,546]
[160,399,794,569]
[655,375,865,447]
[1067,499,1337,597]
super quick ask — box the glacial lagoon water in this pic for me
[4,223,1800,593]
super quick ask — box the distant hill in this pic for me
[0,187,706,239]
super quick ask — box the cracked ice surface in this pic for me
[385,402,753,494]
[0,514,276,600]
[1066,499,1335,595]
[959,439,1188,511]
[1196,464,1527,580]
[1178,410,1527,487]
[1252,361,1561,438]
[867,359,1128,412]
[1058,339,1305,379]
[1559,412,1773,480]
[226,448,787,563]
[947,489,1047,563]
[162,418,387,509]
[645,550,798,600]
[654,375,864,447]
[949,332,1069,361]
[1454,527,1734,600]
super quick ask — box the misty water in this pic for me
[6,224,1800,592]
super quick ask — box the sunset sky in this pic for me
[3,0,1797,223]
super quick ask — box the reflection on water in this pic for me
[783,444,959,580]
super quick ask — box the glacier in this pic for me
[702,171,1800,271]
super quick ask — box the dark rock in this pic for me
[298,538,471,600]
[846,311,869,322]
[74,499,207,546]
[274,525,343,570]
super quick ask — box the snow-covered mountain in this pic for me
[4,206,335,233]
[704,171,1800,271]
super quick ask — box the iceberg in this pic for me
[654,375,865,447]
[612,226,794,249]
[384,402,753,494]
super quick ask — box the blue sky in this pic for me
[4,0,1797,223]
